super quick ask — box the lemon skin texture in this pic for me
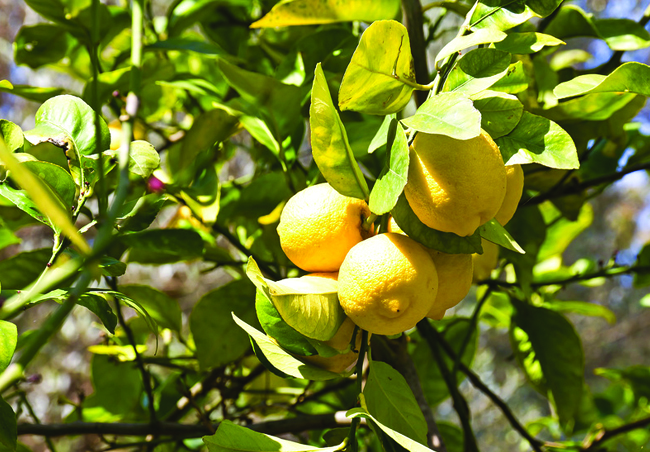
[472,239,499,283]
[426,250,473,320]
[494,164,524,226]
[338,233,438,336]
[299,317,365,373]
[386,217,472,320]
[404,131,507,237]
[277,183,371,272]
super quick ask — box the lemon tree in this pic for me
[1,0,650,452]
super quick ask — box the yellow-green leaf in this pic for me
[250,0,400,28]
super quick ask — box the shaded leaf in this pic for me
[190,279,257,370]
[76,293,118,335]
[471,91,523,139]
[495,112,579,169]
[368,120,409,215]
[122,229,204,264]
[511,300,585,427]
[634,244,650,288]
[14,24,72,69]
[0,248,50,290]
[391,195,482,254]
[251,0,400,28]
[310,63,369,199]
[120,285,182,333]
[0,84,65,103]
[0,397,16,451]
[443,48,511,95]
[544,301,616,325]
[338,20,416,115]
[364,360,428,445]
[400,93,481,140]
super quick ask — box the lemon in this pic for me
[472,239,499,283]
[386,217,472,320]
[404,130,507,237]
[277,183,371,272]
[299,317,364,373]
[338,233,438,336]
[494,164,524,226]
[108,119,147,151]
[426,250,473,320]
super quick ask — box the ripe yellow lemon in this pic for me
[338,233,438,336]
[494,164,524,226]
[277,183,371,272]
[386,217,472,320]
[404,131,507,237]
[472,239,499,283]
[426,250,473,320]
[299,317,365,373]
[108,119,147,151]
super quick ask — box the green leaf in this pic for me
[364,360,428,445]
[595,366,650,400]
[544,6,650,52]
[490,61,528,94]
[204,420,344,451]
[246,258,345,342]
[106,291,158,338]
[544,92,639,122]
[412,319,478,406]
[554,62,650,99]
[634,244,650,288]
[119,285,182,333]
[255,290,317,357]
[495,112,579,169]
[190,279,257,370]
[128,141,160,179]
[250,0,400,28]
[0,396,16,451]
[478,219,525,254]
[544,301,616,325]
[511,300,584,427]
[470,0,563,32]
[310,63,369,199]
[347,407,434,452]
[437,422,464,452]
[493,32,564,54]
[435,29,507,67]
[0,121,24,153]
[538,203,593,262]
[232,313,340,381]
[14,24,73,69]
[338,20,417,115]
[0,84,65,103]
[400,93,481,140]
[443,48,511,95]
[0,224,20,252]
[0,248,51,290]
[0,321,17,373]
[368,120,409,215]
[0,145,89,253]
[391,195,482,254]
[76,293,118,335]
[471,91,523,139]
[147,38,227,56]
[122,229,205,264]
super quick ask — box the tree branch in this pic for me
[427,324,545,452]
[402,0,430,106]
[17,413,349,438]
[582,416,650,451]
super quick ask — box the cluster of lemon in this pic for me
[273,130,523,370]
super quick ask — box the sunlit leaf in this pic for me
[490,61,528,94]
[368,120,409,215]
[0,121,24,153]
[443,48,511,95]
[493,32,564,54]
[435,29,507,67]
[495,112,579,169]
[311,63,369,199]
[250,0,400,28]
[128,141,160,179]
[469,0,563,32]
[401,92,481,140]
[0,321,17,373]
[479,219,525,254]
[338,20,417,115]
[554,62,650,99]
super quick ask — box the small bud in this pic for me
[27,374,42,384]
[147,176,165,193]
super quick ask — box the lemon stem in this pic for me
[363,214,377,232]
[346,329,369,451]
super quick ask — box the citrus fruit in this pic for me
[404,130,507,237]
[472,239,499,283]
[426,250,473,320]
[299,317,365,373]
[108,119,147,151]
[277,183,371,272]
[494,164,524,226]
[338,233,438,336]
[386,216,472,320]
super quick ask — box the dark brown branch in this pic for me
[402,0,430,106]
[427,324,545,452]
[582,416,650,451]
[17,413,347,438]
[482,265,650,289]
[521,162,650,207]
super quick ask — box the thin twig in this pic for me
[581,416,650,451]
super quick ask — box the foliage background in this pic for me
[0,0,649,451]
